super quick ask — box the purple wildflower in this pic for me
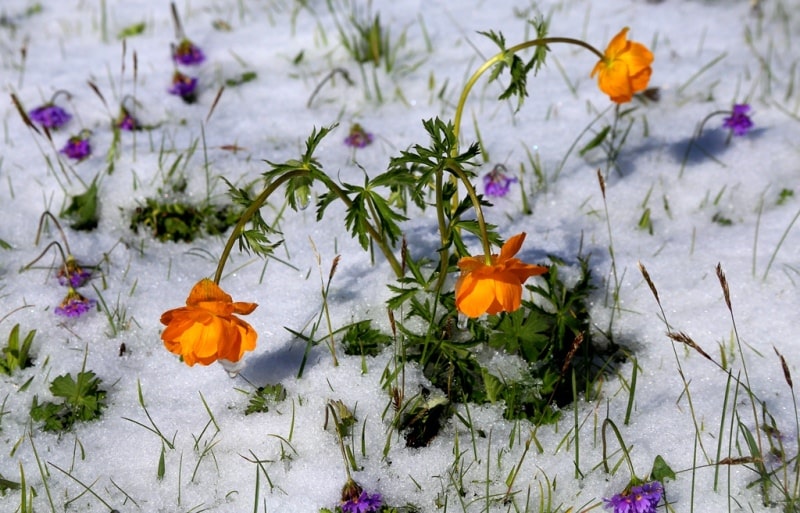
[603,481,663,513]
[173,38,205,65]
[58,257,92,288]
[115,107,138,131]
[168,71,199,103]
[60,131,92,161]
[55,288,96,318]
[722,103,754,136]
[483,164,517,197]
[29,104,72,129]
[344,124,374,149]
[341,491,382,513]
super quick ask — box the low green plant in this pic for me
[244,384,287,415]
[30,369,107,432]
[0,324,35,375]
[129,196,242,242]
[341,320,392,356]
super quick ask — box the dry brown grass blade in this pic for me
[773,345,793,390]
[667,331,714,362]
[637,261,659,303]
[716,263,732,311]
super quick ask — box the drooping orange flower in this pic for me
[455,233,547,318]
[160,278,258,366]
[591,27,654,103]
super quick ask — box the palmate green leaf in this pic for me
[488,308,552,363]
[342,187,371,250]
[263,124,337,181]
[479,23,549,112]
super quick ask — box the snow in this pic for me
[1,0,799,511]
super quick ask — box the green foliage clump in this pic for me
[244,384,287,415]
[129,197,241,242]
[341,320,392,356]
[30,370,107,432]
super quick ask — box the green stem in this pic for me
[431,160,494,294]
[213,170,404,284]
[213,170,309,284]
[453,36,604,146]
[448,161,492,261]
[317,175,403,278]
[442,36,604,267]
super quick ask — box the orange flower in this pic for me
[455,233,547,318]
[591,27,654,103]
[160,279,258,366]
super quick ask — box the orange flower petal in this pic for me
[454,233,547,318]
[160,279,258,366]
[499,232,526,261]
[456,272,499,318]
[593,28,653,104]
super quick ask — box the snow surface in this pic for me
[1,0,800,511]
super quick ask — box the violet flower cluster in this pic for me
[54,257,95,319]
[173,38,205,65]
[29,103,72,130]
[483,164,517,197]
[344,124,374,149]
[723,103,754,136]
[341,491,382,513]
[168,71,199,103]
[60,130,92,161]
[115,106,139,131]
[55,288,97,318]
[604,481,663,513]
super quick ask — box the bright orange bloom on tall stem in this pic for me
[455,233,547,318]
[160,279,258,366]
[591,27,653,103]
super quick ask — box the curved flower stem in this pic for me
[35,211,72,254]
[448,162,492,261]
[431,160,494,294]
[213,169,309,284]
[452,36,604,148]
[679,110,730,178]
[439,36,604,271]
[22,240,68,271]
[49,89,72,105]
[213,170,403,284]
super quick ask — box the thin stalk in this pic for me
[213,169,309,284]
[452,37,604,147]
[212,169,403,283]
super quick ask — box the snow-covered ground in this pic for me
[1,0,799,511]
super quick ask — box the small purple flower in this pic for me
[58,257,92,288]
[483,164,517,197]
[344,124,374,149]
[173,38,205,65]
[55,288,96,318]
[341,491,382,513]
[722,103,754,136]
[115,107,138,131]
[168,71,199,103]
[60,131,92,161]
[603,481,663,513]
[29,104,72,130]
